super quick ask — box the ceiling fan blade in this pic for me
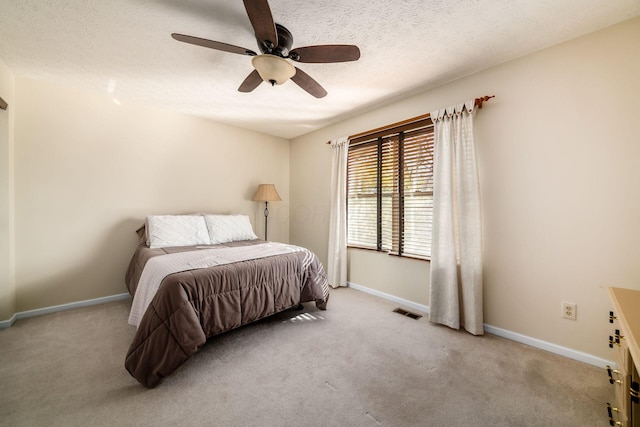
[238,70,263,93]
[171,33,256,56]
[243,0,278,48]
[291,67,327,98]
[290,45,360,63]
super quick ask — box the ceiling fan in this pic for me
[171,0,360,98]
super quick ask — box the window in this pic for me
[347,116,434,259]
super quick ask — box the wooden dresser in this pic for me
[608,287,640,426]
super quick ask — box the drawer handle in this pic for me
[609,336,620,348]
[608,416,623,426]
[606,365,623,384]
[609,330,624,348]
[607,402,623,426]
[632,381,639,404]
[610,311,617,323]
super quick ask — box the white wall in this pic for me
[0,58,15,320]
[9,77,290,314]
[290,17,640,360]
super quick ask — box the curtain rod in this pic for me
[326,95,495,144]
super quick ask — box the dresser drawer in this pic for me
[608,366,630,425]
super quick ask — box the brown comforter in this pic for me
[124,240,329,388]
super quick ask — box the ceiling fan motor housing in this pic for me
[258,24,294,58]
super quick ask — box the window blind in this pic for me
[346,140,379,249]
[401,127,434,258]
[347,118,434,259]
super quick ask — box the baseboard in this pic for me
[483,324,613,368]
[0,313,17,330]
[347,281,430,314]
[0,293,131,330]
[347,281,614,369]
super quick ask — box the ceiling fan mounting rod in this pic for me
[258,24,293,58]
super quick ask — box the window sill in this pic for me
[388,252,431,262]
[347,246,430,262]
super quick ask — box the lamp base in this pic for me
[263,201,269,241]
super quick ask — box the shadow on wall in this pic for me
[14,217,144,314]
[280,204,328,228]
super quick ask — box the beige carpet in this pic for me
[0,287,609,426]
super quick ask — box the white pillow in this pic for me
[146,215,211,248]
[204,215,258,244]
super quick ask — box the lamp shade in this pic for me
[252,184,282,202]
[251,54,296,86]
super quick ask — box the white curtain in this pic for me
[327,136,349,288]
[429,101,484,335]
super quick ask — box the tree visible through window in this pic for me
[347,117,434,259]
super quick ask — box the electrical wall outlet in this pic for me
[562,302,577,320]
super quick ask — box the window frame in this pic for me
[346,115,434,261]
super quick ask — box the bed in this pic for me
[123,214,329,388]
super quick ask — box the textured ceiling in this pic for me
[0,0,638,139]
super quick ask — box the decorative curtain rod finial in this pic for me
[474,95,495,109]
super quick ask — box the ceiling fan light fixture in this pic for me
[251,54,296,86]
